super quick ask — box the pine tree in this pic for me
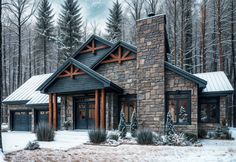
[118,110,127,138]
[58,0,83,60]
[165,111,177,145]
[130,109,138,137]
[35,0,54,74]
[106,0,123,42]
[179,106,188,123]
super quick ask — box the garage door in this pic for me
[11,111,32,131]
[36,110,49,124]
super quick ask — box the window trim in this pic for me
[198,97,220,123]
[166,90,192,125]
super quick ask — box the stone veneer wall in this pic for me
[136,15,166,132]
[60,96,74,130]
[165,69,198,135]
[96,60,137,94]
[7,105,34,131]
[198,96,226,131]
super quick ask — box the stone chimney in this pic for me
[136,14,166,132]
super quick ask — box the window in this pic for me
[199,98,219,123]
[166,91,191,125]
[120,94,137,125]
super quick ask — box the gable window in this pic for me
[199,98,219,123]
[166,91,191,125]
[120,94,137,125]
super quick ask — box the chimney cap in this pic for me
[148,12,155,17]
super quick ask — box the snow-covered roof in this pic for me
[3,73,60,105]
[194,71,234,95]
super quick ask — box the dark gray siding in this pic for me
[46,74,105,93]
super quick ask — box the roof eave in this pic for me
[2,100,29,105]
[165,62,207,88]
[200,90,234,97]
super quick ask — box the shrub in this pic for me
[130,109,138,137]
[63,120,71,130]
[185,133,197,143]
[24,141,40,150]
[88,129,107,144]
[198,129,207,138]
[36,122,55,141]
[108,131,119,141]
[137,129,154,145]
[118,110,127,138]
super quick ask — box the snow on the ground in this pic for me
[2,130,88,153]
[0,151,5,162]
[3,128,236,162]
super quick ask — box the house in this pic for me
[2,74,61,131]
[3,14,234,135]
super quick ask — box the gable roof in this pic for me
[91,41,137,69]
[3,74,53,105]
[38,58,123,93]
[72,34,114,58]
[194,71,234,96]
[165,62,207,88]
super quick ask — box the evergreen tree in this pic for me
[130,109,138,137]
[106,0,123,42]
[58,0,83,61]
[35,0,54,74]
[165,111,176,145]
[179,106,188,123]
[118,110,127,138]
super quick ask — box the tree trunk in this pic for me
[28,30,32,77]
[17,20,22,87]
[180,0,184,69]
[43,36,47,74]
[173,0,177,65]
[216,0,224,71]
[0,0,3,151]
[200,1,206,72]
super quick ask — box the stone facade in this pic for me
[136,15,166,132]
[165,69,198,134]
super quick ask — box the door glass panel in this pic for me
[178,99,188,123]
[78,108,87,129]
[168,99,177,123]
[88,108,95,129]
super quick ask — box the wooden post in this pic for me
[53,93,57,130]
[95,90,100,128]
[101,89,106,129]
[49,94,53,127]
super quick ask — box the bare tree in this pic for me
[124,0,145,21]
[6,0,37,87]
[0,0,3,152]
[145,0,159,14]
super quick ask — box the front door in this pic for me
[74,95,95,129]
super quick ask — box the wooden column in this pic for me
[95,90,100,128]
[53,93,57,130]
[49,94,53,127]
[101,89,106,129]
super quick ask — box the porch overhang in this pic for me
[37,58,123,94]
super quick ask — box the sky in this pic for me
[49,0,117,34]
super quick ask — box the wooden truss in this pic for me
[59,65,84,79]
[102,46,135,64]
[80,40,108,54]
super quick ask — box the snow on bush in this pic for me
[24,141,40,150]
[130,109,138,137]
[118,110,127,138]
[1,123,8,132]
[108,130,119,141]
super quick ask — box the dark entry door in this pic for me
[74,95,95,129]
[12,110,32,131]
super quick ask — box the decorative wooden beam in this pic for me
[49,94,53,127]
[80,39,109,54]
[95,90,100,129]
[53,93,57,130]
[101,89,106,129]
[101,46,136,65]
[59,65,84,78]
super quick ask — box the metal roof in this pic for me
[194,71,234,95]
[3,73,53,105]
